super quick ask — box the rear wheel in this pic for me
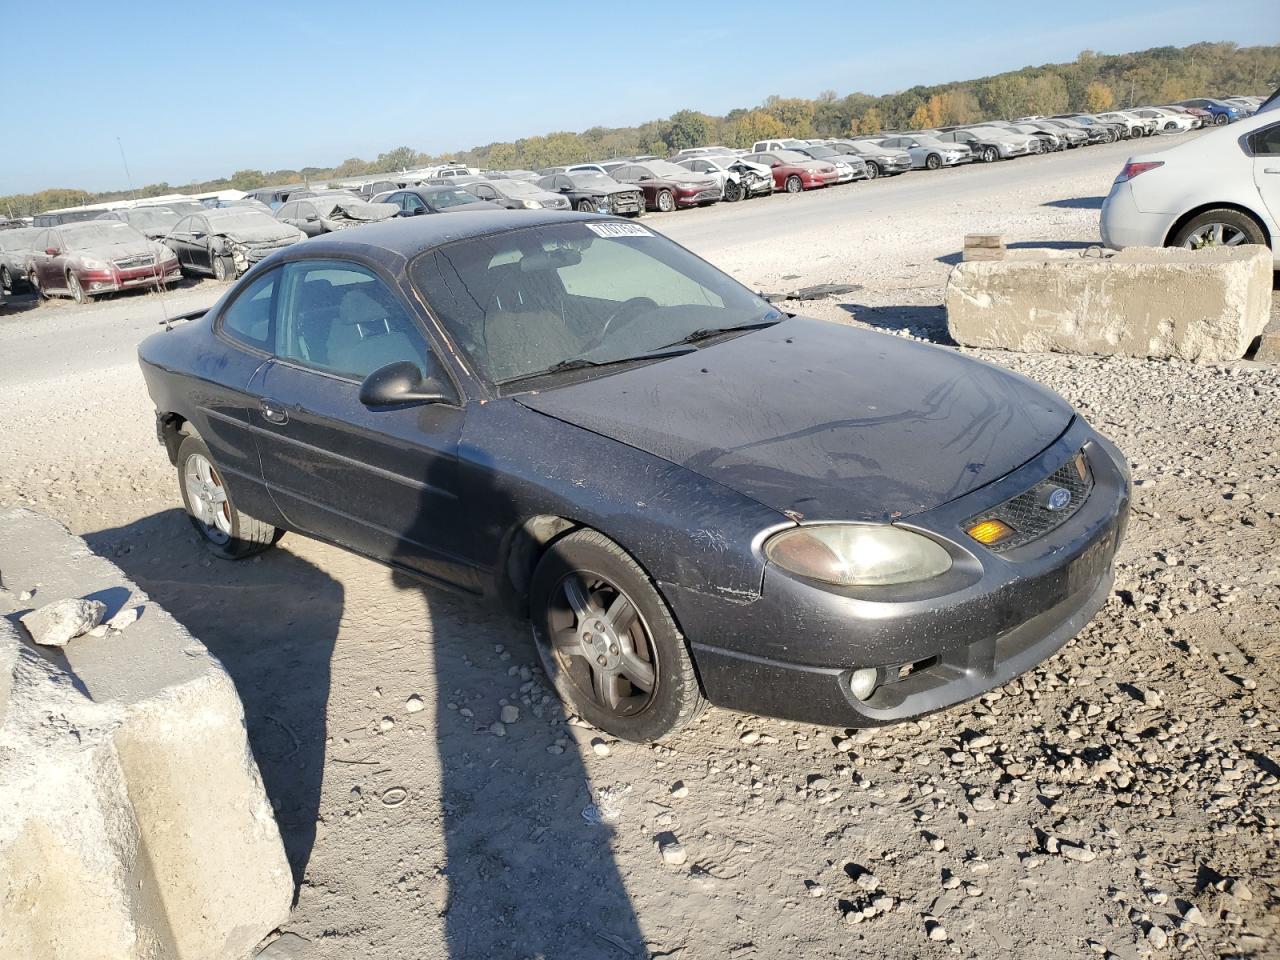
[176,434,281,559]
[1171,209,1266,250]
[529,529,705,742]
[67,272,87,304]
[925,153,942,170]
[784,174,803,193]
[656,190,675,212]
[864,161,880,179]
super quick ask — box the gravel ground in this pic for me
[1,136,1277,960]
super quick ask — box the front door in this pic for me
[251,258,475,589]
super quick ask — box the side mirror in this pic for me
[45,247,58,256]
[191,230,205,240]
[413,206,429,216]
[359,360,452,408]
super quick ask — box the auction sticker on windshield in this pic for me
[585,222,652,238]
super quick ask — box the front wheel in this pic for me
[530,529,705,742]
[67,272,87,304]
[576,198,595,213]
[864,161,880,179]
[723,179,743,202]
[925,153,942,170]
[28,270,44,300]
[177,434,282,559]
[0,266,11,293]
[981,145,998,163]
[211,251,235,282]
[1215,114,1229,126]
[784,174,803,193]
[656,190,675,213]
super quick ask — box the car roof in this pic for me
[275,209,601,264]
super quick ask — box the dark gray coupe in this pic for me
[138,211,1130,741]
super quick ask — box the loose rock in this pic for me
[19,597,106,647]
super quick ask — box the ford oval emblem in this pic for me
[1044,487,1072,512]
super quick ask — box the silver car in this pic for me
[933,126,1038,162]
[463,178,571,210]
[788,144,869,182]
[0,227,42,292]
[275,196,399,236]
[874,135,973,170]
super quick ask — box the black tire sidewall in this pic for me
[529,531,701,742]
[576,199,594,213]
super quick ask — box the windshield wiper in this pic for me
[663,317,782,348]
[497,349,695,389]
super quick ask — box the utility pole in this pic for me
[117,138,139,204]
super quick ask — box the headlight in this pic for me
[520,199,541,209]
[765,525,952,587]
[80,257,111,271]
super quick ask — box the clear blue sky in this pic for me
[3,0,1275,194]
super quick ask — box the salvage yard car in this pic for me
[873,135,972,170]
[27,220,180,303]
[97,205,185,240]
[165,208,304,281]
[536,172,645,216]
[374,186,503,217]
[462,178,572,210]
[608,160,724,211]
[0,226,42,292]
[674,155,773,201]
[1100,108,1280,264]
[138,211,1131,742]
[742,150,840,192]
[275,196,398,236]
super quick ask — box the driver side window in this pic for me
[274,260,434,381]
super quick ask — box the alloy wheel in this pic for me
[1182,222,1247,249]
[183,452,232,544]
[67,272,85,304]
[212,253,228,281]
[545,572,657,716]
[657,190,675,212]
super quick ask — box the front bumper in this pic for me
[675,187,723,207]
[81,262,182,294]
[670,420,1131,727]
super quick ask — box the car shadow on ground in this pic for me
[1041,196,1106,209]
[89,496,647,957]
[86,510,340,889]
[934,240,1102,267]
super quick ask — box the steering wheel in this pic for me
[588,297,659,350]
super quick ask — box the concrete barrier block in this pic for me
[0,507,292,960]
[945,244,1273,362]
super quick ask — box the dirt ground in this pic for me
[1,138,1277,960]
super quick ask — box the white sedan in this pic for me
[1131,108,1197,134]
[1099,110,1280,264]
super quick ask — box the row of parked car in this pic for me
[0,95,1263,307]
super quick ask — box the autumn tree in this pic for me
[1084,81,1115,112]
[909,104,933,129]
[856,107,884,135]
[727,110,786,148]
[230,169,267,190]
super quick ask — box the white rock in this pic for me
[740,730,760,745]
[855,871,879,892]
[379,716,395,732]
[1147,925,1169,950]
[927,921,948,941]
[592,739,611,757]
[19,597,106,646]
[659,840,687,866]
[670,781,689,799]
[1182,904,1205,927]
[499,704,520,725]
[489,722,506,737]
[405,694,425,713]
[106,605,140,632]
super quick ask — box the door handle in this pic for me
[259,399,289,425]
[1264,167,1280,174]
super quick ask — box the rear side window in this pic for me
[1251,124,1280,156]
[219,269,278,351]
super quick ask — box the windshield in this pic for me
[569,173,618,189]
[644,161,697,179]
[409,221,780,386]
[60,222,141,248]
[499,180,542,197]
[206,210,277,230]
[427,189,480,209]
[122,208,180,233]
[804,146,837,158]
[772,150,812,163]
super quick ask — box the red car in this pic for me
[608,160,723,212]
[743,150,840,193]
[26,221,181,304]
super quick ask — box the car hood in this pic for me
[214,223,300,243]
[73,236,157,259]
[517,317,1074,520]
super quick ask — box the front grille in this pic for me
[609,192,641,212]
[114,255,155,268]
[967,451,1093,552]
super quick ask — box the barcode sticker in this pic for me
[585,222,652,238]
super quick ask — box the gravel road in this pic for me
[1,135,1277,960]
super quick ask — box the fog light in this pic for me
[967,518,1015,546]
[849,668,879,701]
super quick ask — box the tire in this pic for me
[925,153,942,171]
[0,266,11,293]
[1164,121,1177,132]
[67,272,87,305]
[176,434,282,560]
[28,270,44,300]
[1215,114,1228,126]
[723,179,743,202]
[656,190,675,213]
[576,199,595,213]
[529,528,705,743]
[980,145,998,163]
[1170,208,1267,251]
[864,161,880,180]
[211,252,233,282]
[784,174,803,194]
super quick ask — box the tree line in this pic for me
[2,41,1275,219]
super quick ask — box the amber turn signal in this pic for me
[967,518,1015,546]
